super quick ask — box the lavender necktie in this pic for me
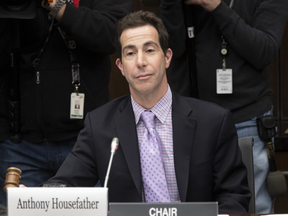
[140,111,171,202]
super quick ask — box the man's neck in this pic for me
[131,84,168,110]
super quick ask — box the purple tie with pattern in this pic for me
[140,111,171,202]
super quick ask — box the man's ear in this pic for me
[116,58,124,76]
[165,48,173,69]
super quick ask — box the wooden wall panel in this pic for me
[281,26,288,120]
[273,19,288,213]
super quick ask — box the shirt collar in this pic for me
[131,85,172,125]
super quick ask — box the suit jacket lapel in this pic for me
[114,96,142,197]
[172,92,197,201]
[113,93,196,201]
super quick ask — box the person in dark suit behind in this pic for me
[45,10,251,213]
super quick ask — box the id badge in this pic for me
[70,93,85,119]
[216,69,233,94]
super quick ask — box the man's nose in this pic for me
[137,52,147,68]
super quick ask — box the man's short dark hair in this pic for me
[116,10,169,60]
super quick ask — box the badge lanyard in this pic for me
[58,1,85,119]
[184,4,198,98]
[216,0,234,94]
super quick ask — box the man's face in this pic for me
[116,25,172,99]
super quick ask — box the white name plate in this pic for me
[7,187,108,216]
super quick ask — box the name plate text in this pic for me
[7,187,108,216]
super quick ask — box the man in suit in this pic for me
[45,10,251,213]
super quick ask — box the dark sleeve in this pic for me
[57,0,133,54]
[45,112,99,187]
[0,19,11,69]
[213,110,251,214]
[212,0,288,69]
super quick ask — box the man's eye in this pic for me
[147,49,154,53]
[127,52,134,56]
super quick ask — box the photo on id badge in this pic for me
[70,92,85,119]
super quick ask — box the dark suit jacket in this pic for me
[47,92,251,213]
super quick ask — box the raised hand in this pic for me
[184,0,221,12]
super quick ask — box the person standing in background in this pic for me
[159,0,288,213]
[0,0,132,208]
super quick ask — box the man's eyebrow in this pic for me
[123,45,136,53]
[143,41,159,48]
[122,41,160,53]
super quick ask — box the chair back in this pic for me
[238,137,255,214]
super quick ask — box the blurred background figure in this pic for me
[0,0,132,208]
[158,0,288,213]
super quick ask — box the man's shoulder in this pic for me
[88,94,130,117]
[172,92,234,125]
[173,92,228,115]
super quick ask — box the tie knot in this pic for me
[141,111,155,129]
